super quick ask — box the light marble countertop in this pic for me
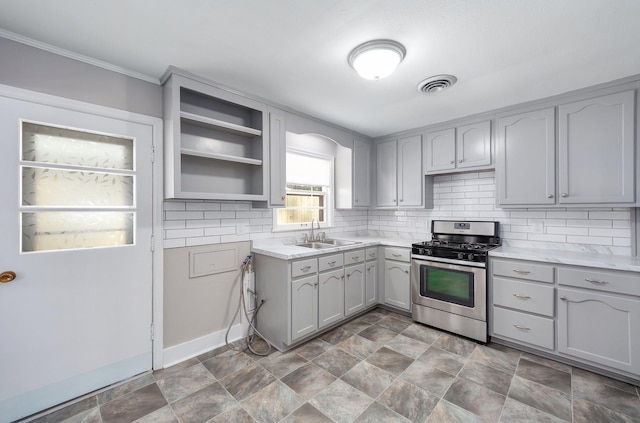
[490,246,640,273]
[251,231,420,260]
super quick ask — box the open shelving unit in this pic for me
[162,67,268,200]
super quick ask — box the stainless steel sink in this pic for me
[295,242,335,249]
[317,239,360,246]
[295,239,361,249]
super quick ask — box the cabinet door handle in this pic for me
[513,325,531,331]
[300,266,311,271]
[547,194,553,199]
[314,282,319,287]
[561,193,568,197]
[449,160,455,164]
[346,273,351,278]
[281,196,285,201]
[513,293,531,300]
[367,265,375,271]
[512,269,530,275]
[585,278,608,285]
[560,296,567,301]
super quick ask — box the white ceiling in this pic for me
[1,0,639,138]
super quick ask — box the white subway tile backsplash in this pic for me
[186,202,221,211]
[163,169,634,256]
[165,211,204,220]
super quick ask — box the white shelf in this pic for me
[180,111,262,137]
[181,148,263,166]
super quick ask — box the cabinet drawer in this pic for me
[385,247,410,262]
[291,258,318,278]
[366,248,378,261]
[318,254,344,272]
[493,277,554,316]
[344,249,365,264]
[493,307,554,350]
[558,267,640,297]
[492,259,554,283]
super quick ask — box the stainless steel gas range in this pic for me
[411,220,500,343]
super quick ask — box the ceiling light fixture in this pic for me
[348,39,406,80]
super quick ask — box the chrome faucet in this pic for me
[310,217,318,241]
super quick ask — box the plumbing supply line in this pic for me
[224,256,272,356]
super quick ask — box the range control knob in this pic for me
[425,248,433,256]
[457,252,464,260]
[467,253,475,261]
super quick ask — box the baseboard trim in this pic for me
[163,324,244,368]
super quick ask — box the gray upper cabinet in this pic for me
[376,140,398,207]
[425,121,491,174]
[497,90,636,207]
[456,121,492,169]
[398,135,423,206]
[353,138,372,207]
[424,128,456,172]
[376,135,422,207]
[162,68,268,201]
[558,90,635,204]
[497,108,556,205]
[268,109,286,207]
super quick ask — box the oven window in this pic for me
[420,266,474,307]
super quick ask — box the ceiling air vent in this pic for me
[417,75,457,94]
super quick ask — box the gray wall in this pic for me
[0,37,162,117]
[163,242,250,348]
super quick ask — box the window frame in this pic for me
[272,149,334,232]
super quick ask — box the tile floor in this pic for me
[24,308,640,423]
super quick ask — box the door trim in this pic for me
[0,83,165,370]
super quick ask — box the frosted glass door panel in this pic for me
[22,212,134,252]
[22,122,133,170]
[22,167,133,207]
[20,122,136,253]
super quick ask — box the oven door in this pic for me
[411,257,486,321]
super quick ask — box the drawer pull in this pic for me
[512,293,531,300]
[369,253,375,257]
[513,325,531,331]
[585,278,609,285]
[512,269,531,275]
[352,256,360,261]
[392,253,402,257]
[328,261,336,266]
[300,266,311,271]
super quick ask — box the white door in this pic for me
[0,94,154,422]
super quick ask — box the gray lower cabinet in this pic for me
[345,263,365,317]
[365,248,378,307]
[557,266,640,375]
[318,268,345,328]
[490,258,555,350]
[291,274,318,340]
[490,256,640,382]
[254,249,378,351]
[383,247,411,311]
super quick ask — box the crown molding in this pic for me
[0,29,160,85]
